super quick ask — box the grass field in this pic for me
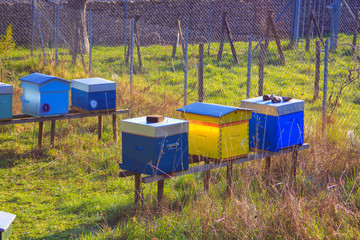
[0,34,360,239]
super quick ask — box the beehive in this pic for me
[0,211,16,240]
[177,102,253,161]
[120,116,189,175]
[0,83,13,121]
[19,73,70,117]
[241,96,304,152]
[71,78,116,112]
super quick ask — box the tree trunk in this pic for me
[67,0,89,65]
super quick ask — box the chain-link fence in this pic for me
[1,0,359,142]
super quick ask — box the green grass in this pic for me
[1,34,360,239]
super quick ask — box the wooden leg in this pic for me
[265,157,271,184]
[135,173,141,208]
[50,120,56,148]
[38,121,44,148]
[204,158,210,192]
[226,162,233,198]
[112,114,117,143]
[98,116,102,141]
[290,150,298,184]
[157,179,164,211]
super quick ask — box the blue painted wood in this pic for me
[20,73,70,117]
[177,102,252,118]
[72,78,116,92]
[0,94,12,119]
[71,88,116,111]
[247,34,252,99]
[120,132,189,175]
[249,111,304,152]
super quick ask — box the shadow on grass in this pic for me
[0,148,49,168]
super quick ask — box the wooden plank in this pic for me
[112,114,117,142]
[142,144,310,183]
[258,43,266,96]
[70,106,116,114]
[0,109,129,126]
[204,158,210,192]
[226,161,233,197]
[290,148,298,184]
[135,173,142,207]
[269,14,286,65]
[98,116,102,140]
[119,170,135,178]
[217,12,227,62]
[38,121,43,148]
[157,179,164,211]
[224,15,239,65]
[352,10,359,54]
[50,120,56,148]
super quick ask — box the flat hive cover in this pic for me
[121,117,188,138]
[19,73,69,85]
[0,211,16,232]
[241,96,304,116]
[0,83,13,94]
[177,102,253,118]
[72,78,116,92]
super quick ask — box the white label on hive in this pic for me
[90,100,98,109]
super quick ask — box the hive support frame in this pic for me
[120,144,309,210]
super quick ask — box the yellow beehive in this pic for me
[177,102,253,161]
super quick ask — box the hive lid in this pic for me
[71,78,116,92]
[176,102,253,118]
[0,83,13,94]
[0,211,16,232]
[241,96,304,116]
[121,116,188,138]
[19,73,70,85]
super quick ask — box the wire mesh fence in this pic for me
[0,0,359,144]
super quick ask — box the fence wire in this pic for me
[0,0,359,142]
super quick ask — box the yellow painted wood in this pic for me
[182,110,252,125]
[181,112,219,124]
[188,123,220,159]
[220,122,249,159]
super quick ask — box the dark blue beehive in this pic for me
[0,83,13,120]
[120,116,189,175]
[20,73,70,117]
[71,78,116,112]
[241,96,304,152]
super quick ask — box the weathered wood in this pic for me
[204,158,210,192]
[305,5,313,52]
[258,43,266,96]
[0,109,129,126]
[50,120,56,148]
[172,15,181,59]
[224,15,239,65]
[264,11,272,51]
[290,149,298,184]
[353,10,359,54]
[135,173,142,207]
[198,44,204,102]
[311,11,325,48]
[226,162,233,197]
[269,13,286,65]
[157,179,164,211]
[119,170,135,178]
[217,12,227,62]
[97,116,102,141]
[112,114,117,142]
[314,40,321,99]
[142,144,310,183]
[38,121,44,148]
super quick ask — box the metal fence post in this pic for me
[323,39,329,132]
[247,34,252,99]
[329,0,341,51]
[34,2,47,65]
[89,10,92,77]
[130,18,134,94]
[31,0,34,57]
[290,0,302,47]
[124,0,128,58]
[55,3,59,66]
[207,0,212,56]
[184,28,189,106]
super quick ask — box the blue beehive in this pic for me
[120,116,189,175]
[0,211,16,240]
[0,83,13,121]
[19,73,70,117]
[71,78,116,112]
[241,96,304,152]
